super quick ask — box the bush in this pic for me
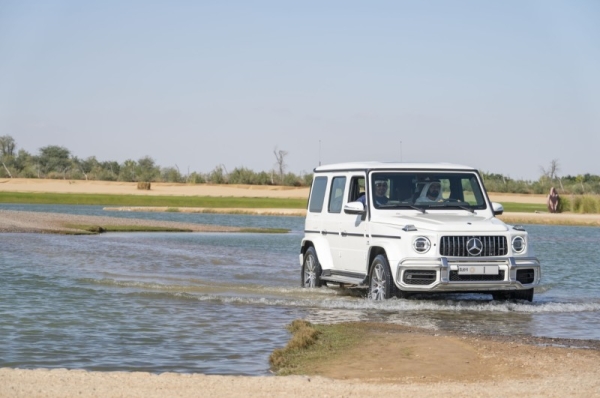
[187,172,206,184]
[207,165,227,184]
[569,195,600,214]
[557,196,570,213]
[228,167,257,185]
[579,196,599,214]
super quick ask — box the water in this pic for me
[1,204,600,375]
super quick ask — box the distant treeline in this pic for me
[0,136,312,186]
[480,172,600,195]
[0,135,599,194]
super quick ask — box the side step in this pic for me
[320,275,367,286]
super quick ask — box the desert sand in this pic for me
[1,178,600,397]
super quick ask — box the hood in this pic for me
[372,212,510,233]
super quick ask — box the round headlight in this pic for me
[413,237,431,253]
[512,236,526,254]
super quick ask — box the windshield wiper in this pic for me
[428,203,475,213]
[384,203,426,213]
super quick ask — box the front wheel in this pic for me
[368,255,395,300]
[301,247,323,288]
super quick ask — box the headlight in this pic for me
[413,237,431,253]
[512,236,526,254]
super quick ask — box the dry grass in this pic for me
[269,320,321,371]
[269,321,370,375]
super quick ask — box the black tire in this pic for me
[368,254,395,300]
[301,247,323,288]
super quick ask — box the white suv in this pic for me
[299,162,541,301]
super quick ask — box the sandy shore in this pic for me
[2,178,600,396]
[0,210,243,234]
[1,329,599,397]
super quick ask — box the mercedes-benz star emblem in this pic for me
[466,238,483,256]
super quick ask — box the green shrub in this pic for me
[557,196,570,213]
[579,195,599,214]
[570,195,600,214]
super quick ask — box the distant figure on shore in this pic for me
[547,187,559,213]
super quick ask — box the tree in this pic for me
[273,146,288,185]
[0,135,15,157]
[73,156,100,180]
[136,156,160,182]
[161,166,184,182]
[540,159,560,181]
[37,145,71,178]
[0,135,16,178]
[207,164,228,184]
[118,159,137,182]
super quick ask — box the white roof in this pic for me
[314,161,477,173]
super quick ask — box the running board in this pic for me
[320,275,367,286]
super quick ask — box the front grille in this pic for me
[440,236,508,257]
[516,269,535,284]
[403,270,437,285]
[449,270,505,282]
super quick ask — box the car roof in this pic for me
[314,161,477,173]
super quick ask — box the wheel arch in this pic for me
[300,239,314,256]
[368,246,388,267]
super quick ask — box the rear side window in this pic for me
[308,176,328,213]
[328,176,347,213]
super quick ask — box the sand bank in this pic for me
[1,330,599,397]
[0,210,242,234]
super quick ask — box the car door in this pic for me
[323,175,347,271]
[336,174,369,275]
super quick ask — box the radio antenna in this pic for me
[400,140,403,162]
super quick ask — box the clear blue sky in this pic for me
[1,1,598,180]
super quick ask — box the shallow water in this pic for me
[1,205,599,374]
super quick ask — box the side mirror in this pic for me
[344,201,366,215]
[492,202,504,216]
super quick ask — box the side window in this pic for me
[348,176,365,202]
[308,176,328,213]
[328,176,347,213]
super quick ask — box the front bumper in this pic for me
[395,256,541,292]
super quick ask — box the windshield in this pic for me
[369,171,487,210]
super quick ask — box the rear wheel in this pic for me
[368,255,395,300]
[301,247,322,288]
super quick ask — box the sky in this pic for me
[1,1,599,181]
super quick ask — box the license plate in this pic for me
[458,265,499,275]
